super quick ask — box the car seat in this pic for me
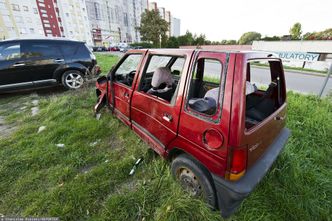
[147,67,175,102]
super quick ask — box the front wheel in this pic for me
[61,70,84,89]
[171,154,217,209]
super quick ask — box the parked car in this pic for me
[92,46,108,52]
[94,49,290,217]
[0,39,100,92]
[110,46,120,52]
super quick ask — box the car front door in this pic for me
[130,50,193,155]
[0,41,29,89]
[23,41,64,84]
[110,51,147,126]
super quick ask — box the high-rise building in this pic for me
[171,17,180,37]
[56,0,93,45]
[85,0,147,46]
[0,0,44,39]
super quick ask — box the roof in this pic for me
[0,37,83,44]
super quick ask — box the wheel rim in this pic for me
[65,73,83,89]
[176,167,203,197]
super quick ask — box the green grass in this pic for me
[95,53,121,75]
[0,54,331,220]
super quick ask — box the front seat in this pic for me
[147,67,175,102]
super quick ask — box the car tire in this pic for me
[171,153,217,209]
[61,70,85,89]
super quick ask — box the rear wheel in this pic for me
[171,154,217,209]
[62,70,84,89]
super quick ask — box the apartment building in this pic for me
[36,0,63,37]
[56,0,93,45]
[148,1,181,37]
[0,0,44,39]
[85,0,147,46]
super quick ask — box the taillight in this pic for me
[227,146,247,181]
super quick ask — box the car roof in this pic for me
[0,38,84,44]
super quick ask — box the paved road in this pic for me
[251,67,332,96]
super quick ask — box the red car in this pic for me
[94,49,290,217]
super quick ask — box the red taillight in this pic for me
[228,146,247,181]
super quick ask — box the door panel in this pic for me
[130,50,194,152]
[0,42,28,87]
[110,52,147,125]
[178,52,232,160]
[22,41,64,82]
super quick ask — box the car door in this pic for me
[178,51,231,161]
[110,51,147,126]
[0,41,29,89]
[23,40,64,84]
[130,50,194,155]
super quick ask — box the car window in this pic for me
[139,55,185,104]
[146,55,172,73]
[187,58,223,116]
[114,54,142,87]
[0,43,21,61]
[25,42,62,58]
[60,43,79,57]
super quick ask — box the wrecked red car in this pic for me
[94,49,290,217]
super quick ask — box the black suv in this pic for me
[0,39,100,92]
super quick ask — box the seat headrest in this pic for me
[151,67,173,88]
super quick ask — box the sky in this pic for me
[153,0,332,41]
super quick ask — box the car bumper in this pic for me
[212,128,291,218]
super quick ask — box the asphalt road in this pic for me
[251,67,332,97]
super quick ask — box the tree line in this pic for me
[136,9,332,48]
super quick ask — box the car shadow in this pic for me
[0,85,67,99]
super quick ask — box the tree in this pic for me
[238,32,261,45]
[177,31,195,46]
[289,23,302,40]
[165,36,179,48]
[138,9,169,47]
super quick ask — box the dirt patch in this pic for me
[0,116,16,139]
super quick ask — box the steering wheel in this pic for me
[126,70,136,86]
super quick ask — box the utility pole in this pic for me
[319,63,332,97]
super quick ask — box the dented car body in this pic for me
[95,49,290,217]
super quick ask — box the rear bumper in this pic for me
[212,128,291,218]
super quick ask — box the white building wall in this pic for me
[171,17,180,37]
[0,0,44,39]
[57,0,93,45]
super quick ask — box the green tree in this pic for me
[238,32,261,44]
[138,9,169,47]
[177,31,195,46]
[165,37,179,48]
[289,22,302,40]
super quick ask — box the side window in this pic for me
[114,54,142,87]
[139,55,185,104]
[187,58,223,116]
[0,43,21,61]
[25,43,62,58]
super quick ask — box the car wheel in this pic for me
[62,70,84,89]
[171,154,217,209]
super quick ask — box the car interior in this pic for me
[187,58,223,116]
[245,60,285,129]
[139,55,184,104]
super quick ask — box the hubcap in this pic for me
[177,167,202,197]
[65,73,84,89]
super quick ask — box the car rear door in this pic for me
[0,41,29,89]
[23,40,64,84]
[178,51,231,165]
[130,50,194,155]
[109,50,147,126]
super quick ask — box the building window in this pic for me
[33,8,38,14]
[41,13,48,18]
[12,4,20,11]
[23,6,29,11]
[39,3,45,7]
[30,28,35,33]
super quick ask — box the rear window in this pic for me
[60,43,79,58]
[245,59,285,129]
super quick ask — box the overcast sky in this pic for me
[153,0,332,41]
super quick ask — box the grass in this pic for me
[95,53,121,75]
[0,54,331,221]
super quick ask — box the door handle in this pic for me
[162,113,173,122]
[13,62,25,67]
[274,115,285,121]
[54,59,64,63]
